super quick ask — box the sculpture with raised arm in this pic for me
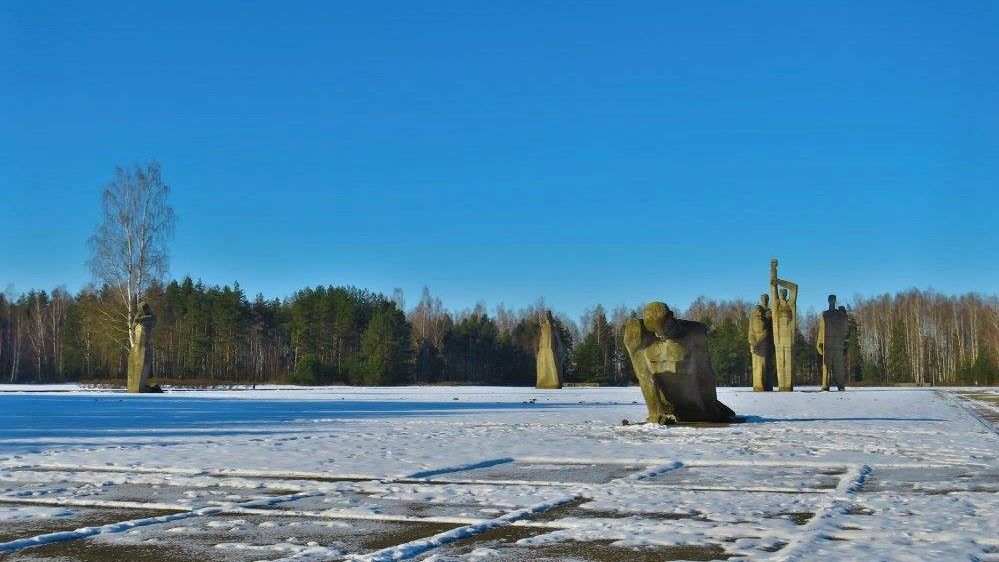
[770,259,798,391]
[748,293,775,391]
[817,294,849,391]
[623,302,735,424]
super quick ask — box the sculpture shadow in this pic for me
[742,415,947,423]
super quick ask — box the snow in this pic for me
[0,504,72,521]
[0,385,996,561]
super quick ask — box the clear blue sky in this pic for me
[2,1,997,319]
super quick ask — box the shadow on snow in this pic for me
[0,395,599,442]
[742,415,947,423]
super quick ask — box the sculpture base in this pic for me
[127,383,163,394]
[623,415,749,428]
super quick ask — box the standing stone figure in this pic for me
[623,302,735,424]
[536,310,564,389]
[127,301,161,393]
[770,259,798,392]
[748,293,774,392]
[817,294,849,391]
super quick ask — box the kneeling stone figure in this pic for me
[623,302,735,424]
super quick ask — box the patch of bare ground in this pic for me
[258,489,500,520]
[0,507,182,543]
[956,392,999,424]
[528,498,705,523]
[2,541,200,562]
[451,462,644,484]
[859,466,999,494]
[361,521,459,550]
[419,533,733,562]
[647,465,841,490]
[772,512,814,525]
[2,515,459,562]
[517,540,731,562]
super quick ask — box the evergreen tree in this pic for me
[706,316,750,386]
[571,332,607,384]
[359,305,411,385]
[3,278,997,388]
[792,328,822,385]
[845,310,862,382]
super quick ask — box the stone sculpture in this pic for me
[623,302,735,424]
[748,293,774,392]
[536,310,564,389]
[770,259,798,392]
[127,301,161,393]
[817,294,849,391]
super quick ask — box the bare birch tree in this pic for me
[26,292,47,377]
[88,162,176,349]
[9,302,26,383]
[49,286,69,378]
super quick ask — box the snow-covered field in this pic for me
[0,385,996,561]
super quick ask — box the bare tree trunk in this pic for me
[10,305,25,383]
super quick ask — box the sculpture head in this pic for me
[828,294,837,309]
[134,301,155,328]
[780,287,789,301]
[759,293,769,308]
[643,302,679,339]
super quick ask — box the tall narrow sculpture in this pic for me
[770,259,798,392]
[817,294,848,391]
[126,301,161,393]
[536,310,564,389]
[748,293,774,392]
[623,302,735,424]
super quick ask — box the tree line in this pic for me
[0,282,994,386]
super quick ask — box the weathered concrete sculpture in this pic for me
[770,259,798,392]
[748,293,774,392]
[126,301,161,393]
[817,294,848,391]
[623,302,735,424]
[536,310,564,389]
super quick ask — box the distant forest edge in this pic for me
[1,281,996,387]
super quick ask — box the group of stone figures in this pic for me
[535,259,853,425]
[534,302,734,423]
[749,259,849,393]
[126,260,849,425]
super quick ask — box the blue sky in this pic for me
[2,1,997,319]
